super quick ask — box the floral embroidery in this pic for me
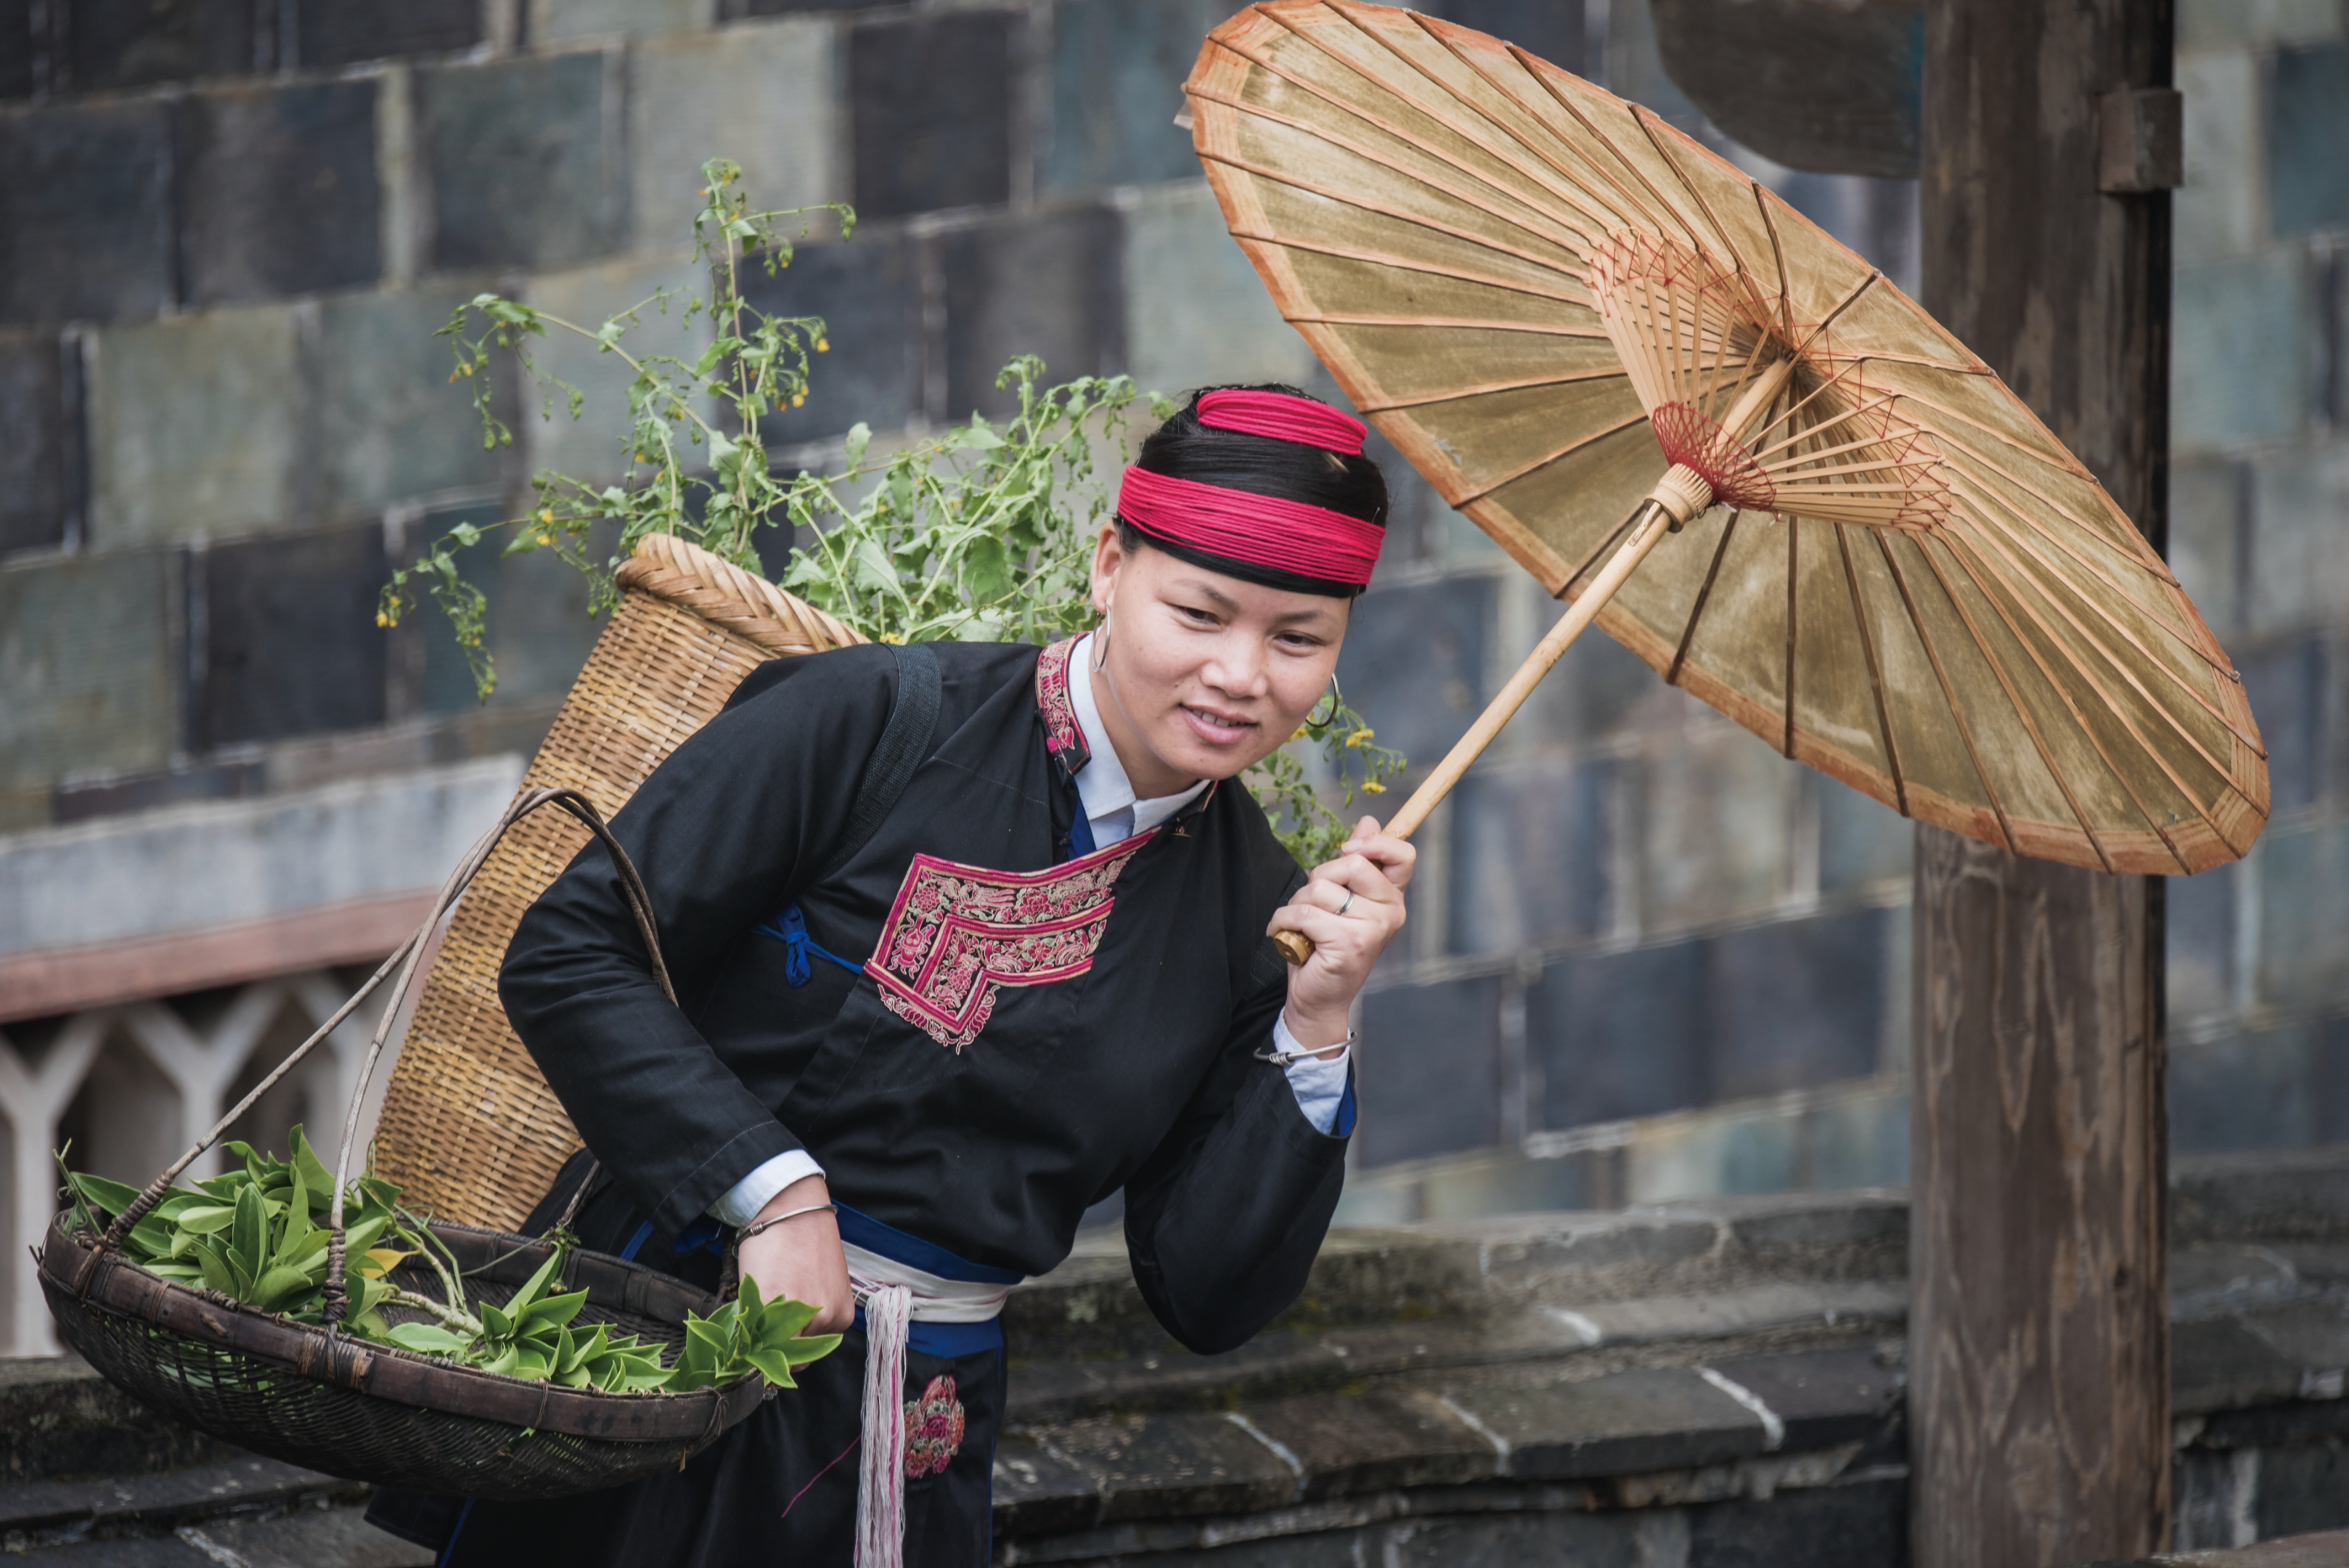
[904,1375,966,1478]
[1034,635,1090,778]
[873,838,1142,1050]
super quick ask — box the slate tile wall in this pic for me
[2160,0,2349,1170]
[420,50,624,273]
[35,0,259,97]
[1046,0,1225,195]
[939,204,1124,420]
[743,230,922,443]
[519,252,714,483]
[292,0,480,70]
[86,303,308,548]
[195,523,388,748]
[1122,181,1317,399]
[0,551,176,793]
[1355,974,1506,1168]
[318,287,507,519]
[626,21,836,249]
[0,330,68,558]
[1528,942,1709,1128]
[0,99,178,324]
[2265,43,2349,240]
[177,80,382,307]
[849,9,1018,221]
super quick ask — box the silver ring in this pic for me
[1337,890,1357,918]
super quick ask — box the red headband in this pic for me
[1197,389,1368,455]
[1117,466,1382,588]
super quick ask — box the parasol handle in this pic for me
[1274,476,1703,967]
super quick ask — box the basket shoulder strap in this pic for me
[815,642,941,883]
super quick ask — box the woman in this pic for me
[430,386,1411,1566]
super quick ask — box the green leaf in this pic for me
[343,1214,391,1259]
[126,1213,178,1259]
[288,1126,335,1200]
[780,1331,843,1368]
[249,1262,319,1312]
[521,1289,587,1331]
[743,1349,797,1388]
[275,1226,332,1273]
[66,1171,142,1218]
[481,1302,513,1340]
[843,422,871,468]
[852,538,897,593]
[231,1185,268,1276]
[387,1322,475,1357]
[192,1240,244,1299]
[280,1167,311,1250]
[755,1298,820,1343]
[505,1246,566,1316]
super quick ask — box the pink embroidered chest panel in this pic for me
[871,836,1143,1052]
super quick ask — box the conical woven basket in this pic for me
[370,534,862,1232]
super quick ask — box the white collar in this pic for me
[1068,632,1209,841]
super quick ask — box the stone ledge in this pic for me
[2113,1528,2349,1566]
[0,1454,357,1543]
[0,1355,224,1485]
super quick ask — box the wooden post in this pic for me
[1908,0,2176,1564]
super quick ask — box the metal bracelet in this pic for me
[738,1201,838,1242]
[1255,1028,1357,1068]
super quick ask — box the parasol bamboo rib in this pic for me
[1198,0,2265,952]
[1272,359,1796,965]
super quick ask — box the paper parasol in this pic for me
[1182,1,2266,956]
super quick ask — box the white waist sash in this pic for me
[843,1242,1024,1568]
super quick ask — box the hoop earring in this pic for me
[1091,613,1111,671]
[1305,672,1342,729]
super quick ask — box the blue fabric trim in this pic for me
[618,1221,655,1263]
[835,1202,1023,1286]
[755,904,865,987]
[436,1498,475,1567]
[1333,1073,1357,1139]
[673,1217,726,1257]
[1066,801,1097,861]
[853,1303,1005,1360]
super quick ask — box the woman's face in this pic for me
[1087,524,1349,796]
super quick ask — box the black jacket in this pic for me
[499,637,1350,1353]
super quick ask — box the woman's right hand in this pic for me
[735,1174,854,1334]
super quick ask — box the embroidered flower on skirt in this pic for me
[903,1375,967,1479]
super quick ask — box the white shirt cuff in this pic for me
[706,1149,826,1228]
[1274,1013,1352,1135]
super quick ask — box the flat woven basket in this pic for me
[40,1212,765,1500]
[371,534,862,1232]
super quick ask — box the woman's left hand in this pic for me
[1269,815,1413,1051]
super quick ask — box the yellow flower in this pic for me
[539,508,554,523]
[375,613,389,628]
[1362,779,1387,794]
[1344,727,1374,748]
[1291,726,1312,742]
[815,338,829,353]
[792,392,806,407]
[881,632,905,645]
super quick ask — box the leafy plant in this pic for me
[377,157,1405,867]
[60,1127,400,1326]
[58,1130,838,1395]
[665,1275,838,1392]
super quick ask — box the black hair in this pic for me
[1116,383,1388,598]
